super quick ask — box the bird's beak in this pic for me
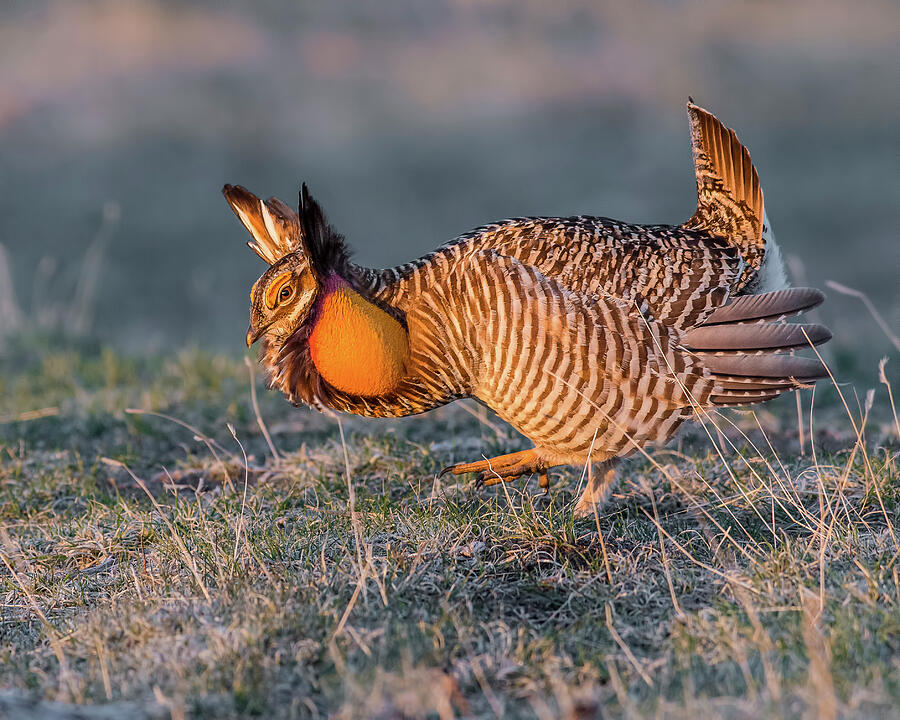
[246,319,275,347]
[246,325,265,347]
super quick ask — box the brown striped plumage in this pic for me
[225,103,832,515]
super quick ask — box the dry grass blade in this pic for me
[802,589,837,720]
[605,603,654,687]
[99,457,212,602]
[70,202,120,335]
[826,280,900,353]
[638,507,761,594]
[457,400,509,442]
[0,243,24,338]
[125,408,235,490]
[879,357,900,441]
[244,356,280,462]
[228,423,252,569]
[335,414,366,583]
[0,407,60,424]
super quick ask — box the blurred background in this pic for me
[1,0,897,375]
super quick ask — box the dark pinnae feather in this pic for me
[298,183,354,279]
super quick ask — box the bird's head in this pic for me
[224,182,349,349]
[246,252,319,347]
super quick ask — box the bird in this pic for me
[223,101,831,516]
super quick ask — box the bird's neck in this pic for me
[307,275,409,397]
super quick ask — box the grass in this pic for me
[1,333,899,719]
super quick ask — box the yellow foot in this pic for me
[439,448,545,487]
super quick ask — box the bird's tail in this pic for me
[682,101,786,291]
[681,287,832,407]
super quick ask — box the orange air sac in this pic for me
[308,285,409,397]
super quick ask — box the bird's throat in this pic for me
[308,278,409,397]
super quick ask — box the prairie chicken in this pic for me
[225,102,831,516]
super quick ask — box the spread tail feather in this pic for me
[682,288,832,408]
[682,102,766,285]
[702,287,824,326]
[683,322,831,354]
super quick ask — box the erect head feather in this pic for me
[223,184,301,264]
[223,182,352,277]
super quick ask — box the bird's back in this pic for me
[367,215,742,330]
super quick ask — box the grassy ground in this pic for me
[1,334,899,719]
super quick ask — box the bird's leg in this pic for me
[574,460,620,518]
[440,448,545,487]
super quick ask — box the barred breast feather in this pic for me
[407,250,714,463]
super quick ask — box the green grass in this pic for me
[1,335,899,719]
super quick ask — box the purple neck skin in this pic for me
[322,272,349,295]
[306,272,348,327]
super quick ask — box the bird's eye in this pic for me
[279,285,293,302]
